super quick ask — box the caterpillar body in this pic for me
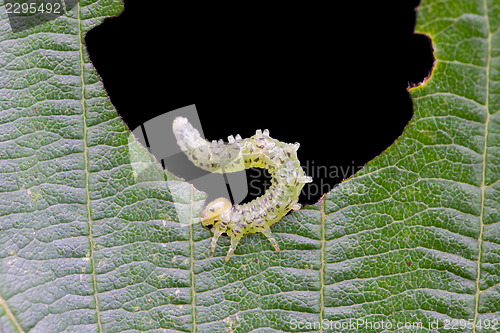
[173,117,312,261]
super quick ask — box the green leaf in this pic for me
[0,1,499,333]
[0,1,205,332]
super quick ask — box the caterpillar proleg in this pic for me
[173,117,312,261]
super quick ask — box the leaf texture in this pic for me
[0,1,205,332]
[320,0,500,331]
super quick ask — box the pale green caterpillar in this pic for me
[173,117,312,261]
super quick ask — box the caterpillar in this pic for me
[173,117,312,261]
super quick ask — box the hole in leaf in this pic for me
[86,0,435,206]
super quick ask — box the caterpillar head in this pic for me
[200,197,231,228]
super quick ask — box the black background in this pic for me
[85,1,434,205]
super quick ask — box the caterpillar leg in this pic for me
[210,228,223,253]
[261,229,281,252]
[225,237,241,262]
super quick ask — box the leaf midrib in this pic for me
[77,1,103,331]
[0,294,24,333]
[319,196,326,333]
[472,0,491,330]
[190,185,197,333]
